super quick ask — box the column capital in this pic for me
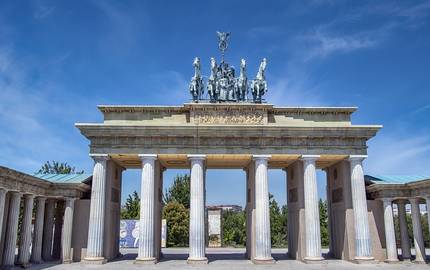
[409,197,420,204]
[396,199,408,205]
[36,196,47,202]
[348,155,368,162]
[138,154,158,161]
[90,154,109,162]
[23,193,35,199]
[0,187,7,194]
[378,197,393,204]
[300,155,320,162]
[187,154,207,160]
[64,197,77,203]
[252,155,271,161]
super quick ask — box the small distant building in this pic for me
[208,204,242,212]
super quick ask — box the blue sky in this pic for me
[1,1,429,207]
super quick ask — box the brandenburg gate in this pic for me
[75,32,382,264]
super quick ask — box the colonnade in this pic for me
[83,154,375,264]
[380,197,430,263]
[0,189,76,268]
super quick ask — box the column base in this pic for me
[304,256,326,264]
[385,258,400,264]
[412,259,427,264]
[253,257,275,264]
[187,257,208,264]
[83,257,107,264]
[352,256,375,264]
[62,259,73,264]
[135,257,157,264]
[18,262,32,269]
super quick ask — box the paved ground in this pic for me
[11,248,429,270]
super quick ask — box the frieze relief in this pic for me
[193,110,265,125]
[91,136,367,149]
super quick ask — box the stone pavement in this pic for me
[11,248,429,270]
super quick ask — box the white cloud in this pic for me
[365,133,430,174]
[0,47,93,174]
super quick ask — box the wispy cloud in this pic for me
[0,46,94,173]
[303,28,381,60]
[33,2,55,19]
[366,133,430,174]
[298,1,430,60]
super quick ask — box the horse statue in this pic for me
[207,57,218,102]
[235,59,248,101]
[251,58,267,103]
[189,57,204,102]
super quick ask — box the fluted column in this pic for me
[53,201,64,259]
[136,154,157,264]
[302,155,323,262]
[381,198,398,263]
[187,155,207,264]
[42,199,55,261]
[84,154,108,264]
[31,197,46,263]
[348,155,373,262]
[253,155,274,263]
[17,194,35,266]
[2,191,22,266]
[397,200,410,260]
[410,198,425,263]
[0,188,7,265]
[62,198,75,264]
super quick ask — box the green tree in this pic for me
[269,194,287,247]
[38,161,84,174]
[163,174,190,208]
[121,191,140,219]
[319,199,329,247]
[163,201,189,247]
[222,210,246,247]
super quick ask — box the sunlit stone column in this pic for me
[253,155,274,263]
[62,198,75,264]
[410,198,425,263]
[17,194,35,267]
[301,155,323,263]
[31,197,46,263]
[0,188,7,266]
[426,197,430,246]
[2,191,22,267]
[381,198,398,263]
[348,155,373,262]
[85,154,108,264]
[187,155,208,264]
[136,154,157,264]
[397,200,410,260]
[42,199,55,261]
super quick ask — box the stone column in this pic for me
[136,154,157,264]
[17,194,35,267]
[187,155,208,264]
[253,155,274,263]
[397,200,410,260]
[2,191,22,267]
[42,199,55,261]
[53,201,64,259]
[381,198,398,263]
[302,155,323,263]
[84,154,108,264]
[410,198,425,263]
[62,198,75,264]
[31,197,46,263]
[348,155,373,262]
[0,188,7,265]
